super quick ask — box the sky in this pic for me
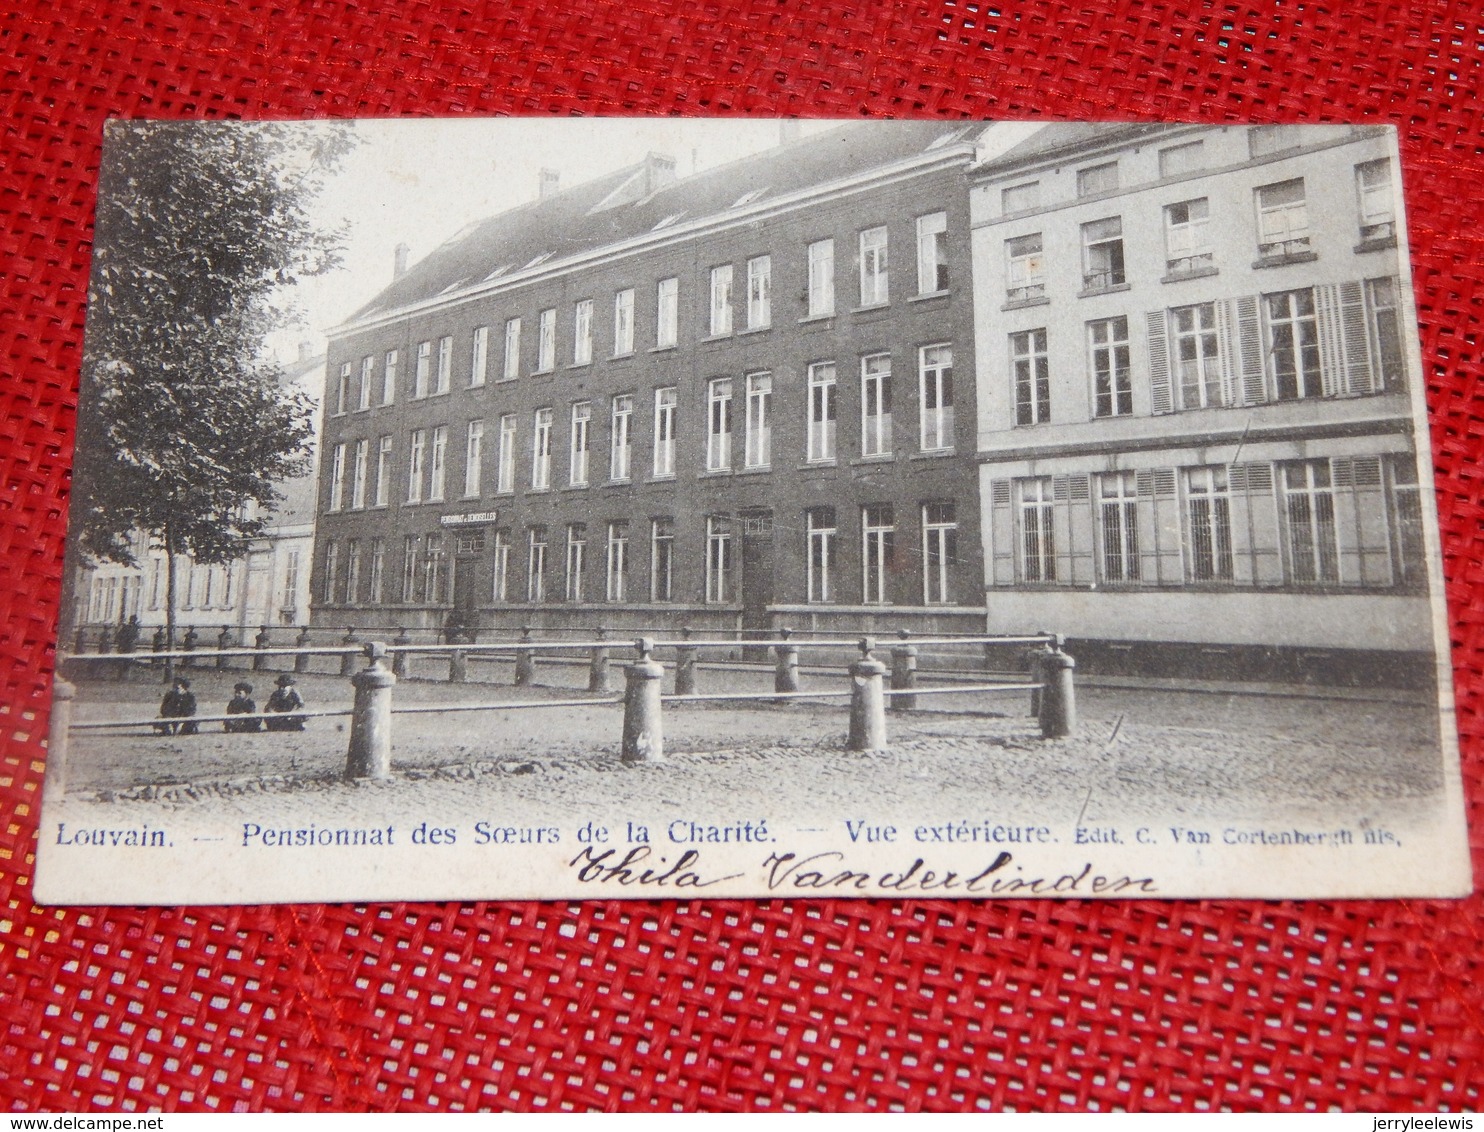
[272,117,837,362]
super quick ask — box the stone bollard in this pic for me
[392,627,411,679]
[294,627,312,674]
[346,642,397,780]
[1029,631,1057,717]
[588,628,611,694]
[1039,645,1077,739]
[890,635,918,713]
[774,627,800,699]
[514,626,535,687]
[848,638,889,752]
[72,626,87,655]
[254,625,272,672]
[674,628,698,696]
[621,637,665,764]
[340,628,359,677]
[217,625,233,670]
[448,648,467,683]
[43,676,75,805]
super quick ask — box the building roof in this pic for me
[345,120,986,326]
[972,121,1169,173]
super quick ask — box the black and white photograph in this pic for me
[35,118,1471,903]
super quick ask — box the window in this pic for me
[1159,141,1204,177]
[613,289,635,355]
[1366,277,1404,389]
[606,521,629,602]
[573,299,593,365]
[351,439,368,509]
[747,256,771,329]
[345,540,362,604]
[427,425,448,502]
[334,363,350,415]
[374,436,392,506]
[1249,124,1301,157]
[707,378,733,471]
[1164,198,1212,274]
[322,541,339,604]
[1185,466,1233,581]
[653,388,677,478]
[705,516,733,603]
[919,345,954,450]
[491,528,510,601]
[806,507,836,602]
[1256,179,1310,258]
[807,239,835,317]
[565,524,586,602]
[1267,288,1321,400]
[862,504,895,605]
[1282,459,1340,583]
[1012,329,1050,426]
[435,336,452,394]
[358,356,374,410]
[610,395,633,481]
[1389,457,1425,588]
[1006,234,1045,301]
[1097,472,1140,582]
[569,402,591,486]
[656,277,679,348]
[1019,478,1055,582]
[1001,182,1040,213]
[532,409,553,489]
[806,362,837,463]
[1172,303,1223,409]
[922,502,957,604]
[916,211,949,294]
[651,518,674,602]
[709,265,733,336]
[1077,162,1118,196]
[401,536,420,603]
[1356,159,1396,243]
[414,341,431,398]
[464,420,484,497]
[328,442,346,511]
[502,317,521,380]
[382,350,397,405]
[537,309,556,372]
[526,527,548,602]
[1089,317,1132,418]
[859,226,889,306]
[496,414,517,494]
[470,326,488,387]
[423,534,445,604]
[1081,217,1125,290]
[744,372,771,468]
[861,353,893,457]
[359,539,381,604]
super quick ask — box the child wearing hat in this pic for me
[224,682,260,733]
[156,677,198,736]
[265,674,306,731]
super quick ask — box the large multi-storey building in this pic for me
[315,122,998,639]
[969,123,1432,684]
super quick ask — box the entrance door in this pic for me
[739,510,774,658]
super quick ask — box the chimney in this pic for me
[779,120,802,146]
[538,168,560,199]
[393,242,410,280]
[642,151,678,196]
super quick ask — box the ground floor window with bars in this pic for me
[1281,459,1340,583]
[1096,472,1139,582]
[1186,466,1234,581]
[1018,478,1056,582]
[921,502,957,604]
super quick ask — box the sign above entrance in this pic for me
[440,511,498,527]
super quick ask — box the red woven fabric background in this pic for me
[2,0,1483,1112]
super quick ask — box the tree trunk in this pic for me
[164,516,177,685]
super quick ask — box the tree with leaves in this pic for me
[68,120,356,670]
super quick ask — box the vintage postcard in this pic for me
[35,118,1472,904]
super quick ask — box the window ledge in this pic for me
[566,361,592,371]
[1077,282,1131,300]
[849,455,896,466]
[527,487,552,495]
[852,302,890,315]
[353,406,372,414]
[737,324,773,337]
[797,461,839,472]
[465,384,485,392]
[735,466,772,476]
[1002,296,1051,312]
[700,332,733,344]
[1162,266,1220,284]
[532,368,556,378]
[1253,251,1319,269]
[699,469,733,479]
[648,344,679,354]
[798,313,836,325]
[911,449,956,460]
[1354,236,1397,254]
[495,375,518,384]
[562,485,590,493]
[647,475,677,484]
[909,290,951,303]
[609,351,635,361]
